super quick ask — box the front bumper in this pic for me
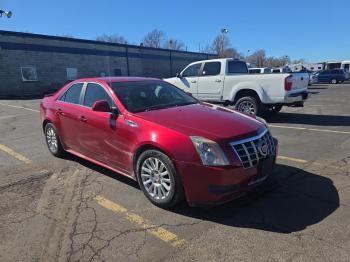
[174,142,278,206]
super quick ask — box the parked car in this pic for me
[40,77,278,208]
[165,58,309,116]
[316,69,346,84]
[271,67,292,73]
[248,67,272,74]
[308,72,318,85]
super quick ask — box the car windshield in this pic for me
[110,80,198,113]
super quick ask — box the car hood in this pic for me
[135,103,265,143]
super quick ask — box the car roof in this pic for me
[75,76,160,83]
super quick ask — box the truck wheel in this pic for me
[265,105,283,114]
[330,79,337,84]
[235,96,260,116]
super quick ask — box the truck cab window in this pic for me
[182,63,201,77]
[202,62,221,76]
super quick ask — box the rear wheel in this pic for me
[136,150,184,208]
[45,122,65,157]
[235,96,261,116]
[330,79,338,84]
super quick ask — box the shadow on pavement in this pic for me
[171,164,339,233]
[63,151,339,234]
[265,112,350,127]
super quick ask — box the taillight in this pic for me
[284,75,293,91]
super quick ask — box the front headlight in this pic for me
[190,136,229,166]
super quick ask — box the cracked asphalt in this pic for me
[0,82,350,261]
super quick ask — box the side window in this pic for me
[182,63,201,77]
[59,83,84,104]
[83,83,112,108]
[202,62,221,76]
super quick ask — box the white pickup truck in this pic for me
[164,58,309,115]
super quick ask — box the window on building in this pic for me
[60,83,84,104]
[202,62,221,76]
[21,66,38,82]
[66,68,78,81]
[83,83,112,107]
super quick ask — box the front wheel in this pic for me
[235,96,261,116]
[136,150,184,208]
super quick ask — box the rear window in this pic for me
[228,61,248,74]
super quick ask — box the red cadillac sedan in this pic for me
[40,77,277,208]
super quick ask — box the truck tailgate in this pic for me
[291,73,309,90]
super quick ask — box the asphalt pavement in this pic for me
[0,83,349,262]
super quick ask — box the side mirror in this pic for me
[176,73,182,78]
[92,100,111,112]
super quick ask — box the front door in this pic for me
[197,61,224,101]
[176,62,202,98]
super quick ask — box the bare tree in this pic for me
[143,29,165,48]
[222,48,244,59]
[164,38,185,50]
[292,58,307,64]
[96,34,128,44]
[265,55,291,67]
[211,34,230,57]
[246,49,267,67]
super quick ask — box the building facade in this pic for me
[0,30,215,96]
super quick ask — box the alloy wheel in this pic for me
[140,157,172,200]
[46,126,58,153]
[237,100,256,115]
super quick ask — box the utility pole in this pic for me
[220,28,228,57]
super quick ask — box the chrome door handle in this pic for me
[191,80,197,83]
[80,116,87,122]
[215,79,222,82]
[125,119,138,128]
[57,108,65,116]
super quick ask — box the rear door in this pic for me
[56,82,85,151]
[197,61,224,101]
[176,63,202,97]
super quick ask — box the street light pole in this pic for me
[0,10,12,18]
[220,28,228,57]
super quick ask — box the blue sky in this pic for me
[1,0,349,62]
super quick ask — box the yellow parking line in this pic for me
[277,155,308,164]
[95,195,187,248]
[270,124,350,135]
[0,143,32,164]
[0,102,40,113]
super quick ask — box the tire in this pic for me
[264,105,283,115]
[235,96,261,116]
[136,149,184,208]
[330,79,337,84]
[44,122,65,157]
